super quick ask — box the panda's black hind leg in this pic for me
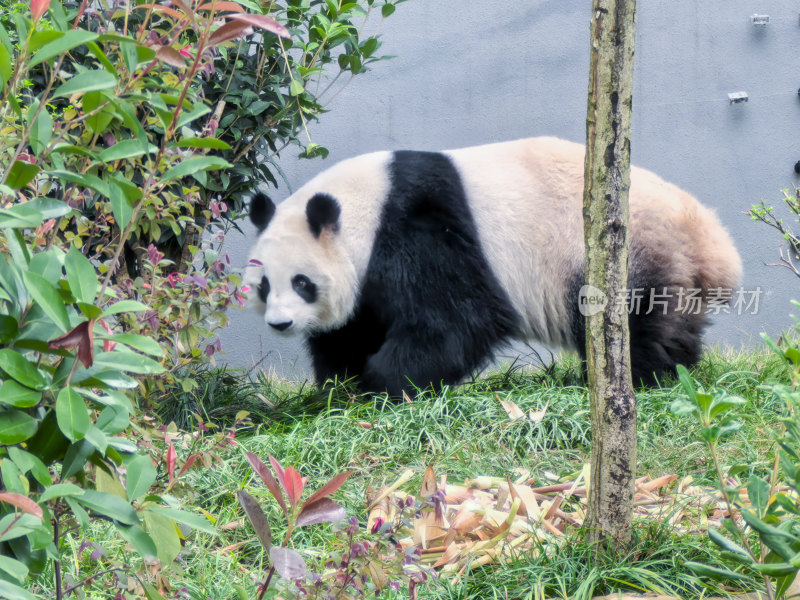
[628,302,707,386]
[566,272,708,387]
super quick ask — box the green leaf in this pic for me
[5,161,40,190]
[86,41,116,73]
[93,351,165,375]
[0,578,38,600]
[0,408,38,444]
[77,303,102,319]
[29,29,99,67]
[175,137,231,150]
[83,424,108,454]
[107,334,163,357]
[56,387,91,442]
[752,561,798,576]
[23,271,70,332]
[0,349,46,389]
[52,69,118,98]
[120,41,138,75]
[147,506,215,533]
[141,582,167,600]
[289,79,304,96]
[107,179,134,230]
[126,455,156,501]
[27,100,53,157]
[98,139,156,162]
[0,380,41,408]
[708,528,751,559]
[0,204,44,228]
[46,170,110,197]
[82,90,113,134]
[3,229,30,266]
[116,524,157,562]
[747,475,770,516]
[0,315,17,344]
[65,246,98,305]
[144,510,181,565]
[73,490,139,525]
[38,483,85,503]
[23,196,73,221]
[161,156,233,183]
[381,3,395,17]
[762,333,790,366]
[95,405,130,435]
[64,497,90,528]
[61,439,95,480]
[0,554,28,584]
[0,45,11,85]
[0,513,41,543]
[684,561,750,581]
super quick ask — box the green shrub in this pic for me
[0,0,402,596]
[750,189,800,279]
[674,302,800,599]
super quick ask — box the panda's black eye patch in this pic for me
[292,274,317,303]
[258,276,269,303]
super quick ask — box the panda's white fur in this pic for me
[246,137,742,395]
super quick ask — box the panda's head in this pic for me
[246,191,358,335]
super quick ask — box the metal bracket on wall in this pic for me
[728,92,749,104]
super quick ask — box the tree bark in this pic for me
[583,0,637,549]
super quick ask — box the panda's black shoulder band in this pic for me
[306,193,341,238]
[250,192,276,232]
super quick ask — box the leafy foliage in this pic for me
[0,0,402,597]
[750,189,800,279]
[239,454,425,598]
[675,303,800,599]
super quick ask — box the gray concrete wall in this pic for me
[220,1,800,379]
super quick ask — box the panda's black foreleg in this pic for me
[306,306,386,388]
[360,336,467,397]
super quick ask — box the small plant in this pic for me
[238,454,426,599]
[750,189,800,279]
[673,303,800,599]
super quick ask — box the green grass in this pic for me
[39,346,792,599]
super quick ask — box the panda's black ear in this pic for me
[250,192,275,232]
[306,193,341,238]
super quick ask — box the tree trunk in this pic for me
[583,0,637,549]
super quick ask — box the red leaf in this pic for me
[295,498,345,527]
[269,546,307,580]
[155,45,187,68]
[31,0,51,21]
[99,319,116,352]
[197,1,244,12]
[166,443,177,484]
[207,20,251,48]
[0,492,43,519]
[48,320,94,368]
[133,3,186,19]
[269,455,286,493]
[236,490,272,550]
[177,452,201,478]
[245,452,286,515]
[283,467,305,509]
[302,471,352,509]
[227,13,290,39]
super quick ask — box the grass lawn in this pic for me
[38,347,792,600]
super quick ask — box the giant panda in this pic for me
[246,137,742,396]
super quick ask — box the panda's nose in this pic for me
[269,320,293,332]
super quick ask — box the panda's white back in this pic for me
[447,137,586,346]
